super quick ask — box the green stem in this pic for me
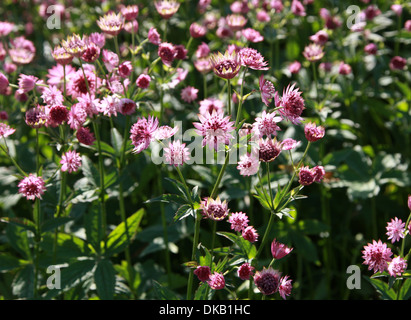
[312,62,319,106]
[255,211,275,260]
[227,79,232,116]
[234,68,247,129]
[187,211,202,300]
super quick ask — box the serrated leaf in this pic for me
[94,259,116,300]
[174,204,194,222]
[365,277,396,300]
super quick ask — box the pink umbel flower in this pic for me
[226,14,247,31]
[60,150,82,173]
[0,21,15,36]
[194,57,213,74]
[67,66,100,98]
[405,20,411,32]
[389,56,407,71]
[118,61,132,78]
[288,61,301,74]
[148,27,161,45]
[362,239,393,273]
[298,166,315,186]
[388,256,407,277]
[118,98,137,116]
[190,22,207,38]
[76,127,95,146]
[386,217,405,244]
[41,85,64,107]
[81,42,101,63]
[242,226,259,243]
[121,5,139,20]
[154,126,178,140]
[242,28,264,43]
[278,276,293,300]
[253,110,282,138]
[281,138,300,151]
[154,0,180,19]
[279,83,305,124]
[129,116,159,154]
[0,72,9,93]
[312,165,326,182]
[18,74,39,94]
[207,272,225,290]
[136,74,151,89]
[9,36,36,65]
[364,43,378,55]
[194,266,211,282]
[158,42,176,67]
[0,123,16,138]
[200,197,229,221]
[228,212,249,232]
[304,122,325,142]
[164,140,191,167]
[88,32,106,48]
[193,110,235,151]
[174,44,188,60]
[98,95,120,117]
[237,152,260,176]
[237,263,255,280]
[271,239,293,259]
[199,98,224,116]
[97,11,124,36]
[181,86,199,103]
[258,138,282,162]
[253,267,281,295]
[291,0,306,16]
[25,106,47,129]
[46,64,76,89]
[338,62,352,75]
[209,50,241,80]
[68,103,87,130]
[309,30,328,45]
[18,174,46,201]
[239,48,269,70]
[259,75,276,107]
[196,42,210,59]
[102,50,119,73]
[61,34,87,58]
[52,46,73,65]
[48,105,69,127]
[303,43,324,62]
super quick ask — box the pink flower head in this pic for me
[102,50,119,72]
[256,9,270,22]
[0,21,15,36]
[46,64,76,89]
[338,62,352,75]
[181,86,199,103]
[258,138,282,162]
[312,165,326,182]
[279,83,305,124]
[118,61,133,78]
[194,57,213,74]
[194,266,211,282]
[81,41,101,63]
[278,275,293,300]
[9,36,36,65]
[362,239,393,273]
[88,32,106,48]
[67,67,100,99]
[196,42,210,59]
[200,197,229,221]
[405,20,411,32]
[242,28,264,43]
[238,47,269,70]
[237,262,255,280]
[281,138,300,151]
[389,56,407,71]
[158,42,176,67]
[117,98,136,116]
[68,103,87,130]
[0,72,9,93]
[164,140,191,167]
[242,226,259,243]
[298,166,315,186]
[190,22,207,38]
[271,239,293,259]
[289,61,301,74]
[0,123,16,138]
[76,127,95,146]
[18,74,39,94]
[130,116,159,154]
[364,43,378,55]
[386,217,405,244]
[226,14,247,31]
[209,50,241,80]
[253,110,282,138]
[388,256,407,277]
[259,75,276,107]
[25,106,47,129]
[199,98,224,116]
[174,44,188,60]
[41,85,64,107]
[228,212,249,232]
[154,126,179,140]
[291,0,306,16]
[136,74,151,89]
[408,195,411,211]
[253,267,281,295]
[303,43,324,62]
[97,11,125,36]
[309,30,328,45]
[121,5,139,20]
[18,174,46,201]
[364,5,381,21]
[304,122,325,142]
[207,272,225,290]
[48,105,69,127]
[154,0,180,19]
[148,27,161,45]
[193,110,235,151]
[52,45,73,65]
[60,150,82,173]
[61,34,87,58]
[237,152,260,176]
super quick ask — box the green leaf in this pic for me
[145,193,186,205]
[81,155,100,188]
[174,204,194,222]
[94,259,116,300]
[0,217,36,234]
[366,277,396,300]
[41,217,73,234]
[84,204,102,253]
[105,208,145,257]
[12,265,34,299]
[0,254,26,272]
[194,282,214,300]
[110,127,123,155]
[398,278,411,300]
[152,280,180,300]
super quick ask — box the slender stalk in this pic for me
[227,79,232,116]
[234,68,247,129]
[33,129,41,298]
[312,62,319,105]
[186,211,202,300]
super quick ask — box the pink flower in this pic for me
[41,86,64,107]
[148,27,161,45]
[408,195,411,211]
[193,110,235,151]
[68,103,87,130]
[25,106,47,129]
[362,239,393,273]
[259,75,276,107]
[279,83,305,124]
[389,56,407,71]
[258,138,282,162]
[76,127,95,146]
[278,276,293,300]
[291,0,306,16]
[253,267,281,295]
[242,226,259,243]
[118,98,137,116]
[237,152,260,176]
[200,197,229,221]
[121,5,139,20]
[67,67,101,98]
[48,105,69,127]
[281,138,300,151]
[9,36,36,65]
[97,95,120,117]
[228,212,249,232]
[271,239,293,259]
[0,21,15,36]
[60,150,82,173]
[164,140,191,166]
[0,123,16,138]
[81,42,101,63]
[238,47,269,70]
[18,74,39,94]
[174,45,188,60]
[303,43,324,62]
[209,50,241,80]
[136,74,151,89]
[97,11,125,36]
[338,62,352,75]
[129,116,159,154]
[118,61,132,78]
[226,14,247,31]
[154,125,178,140]
[309,30,328,45]
[88,32,106,48]
[288,61,301,74]
[405,20,411,32]
[364,43,377,55]
[312,165,326,182]
[238,263,254,280]
[102,50,119,72]
[388,256,407,277]
[253,110,282,138]
[304,122,325,142]
[242,28,264,43]
[154,0,180,19]
[0,72,9,93]
[196,42,210,59]
[181,86,199,103]
[298,166,315,186]
[61,34,87,58]
[46,64,76,89]
[158,42,176,67]
[199,98,224,116]
[207,272,225,290]
[386,217,405,244]
[189,22,207,38]
[18,174,46,201]
[194,266,211,282]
